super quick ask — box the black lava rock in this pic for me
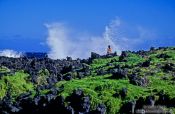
[91,52,100,59]
[119,51,128,62]
[119,100,136,113]
[141,60,150,67]
[67,89,90,114]
[129,74,149,87]
[120,88,128,99]
[93,104,106,114]
[112,68,128,79]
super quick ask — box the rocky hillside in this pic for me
[0,47,175,114]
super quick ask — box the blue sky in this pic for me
[0,0,175,54]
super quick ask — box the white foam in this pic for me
[0,49,22,58]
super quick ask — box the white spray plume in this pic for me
[45,23,70,59]
[45,18,121,59]
[0,49,22,58]
[103,18,121,54]
[45,17,156,59]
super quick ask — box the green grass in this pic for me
[124,52,145,66]
[91,56,119,69]
[55,74,150,113]
[0,71,35,100]
[55,74,175,113]
[148,76,175,99]
[0,80,7,100]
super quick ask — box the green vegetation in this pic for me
[55,47,175,113]
[56,74,149,113]
[0,47,175,113]
[148,76,175,99]
[36,69,50,85]
[0,71,34,100]
[91,56,119,69]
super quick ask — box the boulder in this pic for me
[96,68,107,75]
[93,104,106,114]
[112,68,128,79]
[145,96,155,106]
[64,75,72,81]
[141,60,150,67]
[91,52,100,59]
[150,47,155,51]
[67,89,90,113]
[129,74,149,87]
[157,53,170,59]
[119,100,136,113]
[66,57,72,61]
[119,51,128,62]
[120,88,128,99]
[162,63,175,72]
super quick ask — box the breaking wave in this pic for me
[0,49,22,58]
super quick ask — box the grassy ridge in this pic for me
[55,47,175,113]
[0,47,175,113]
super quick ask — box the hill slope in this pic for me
[0,47,175,114]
